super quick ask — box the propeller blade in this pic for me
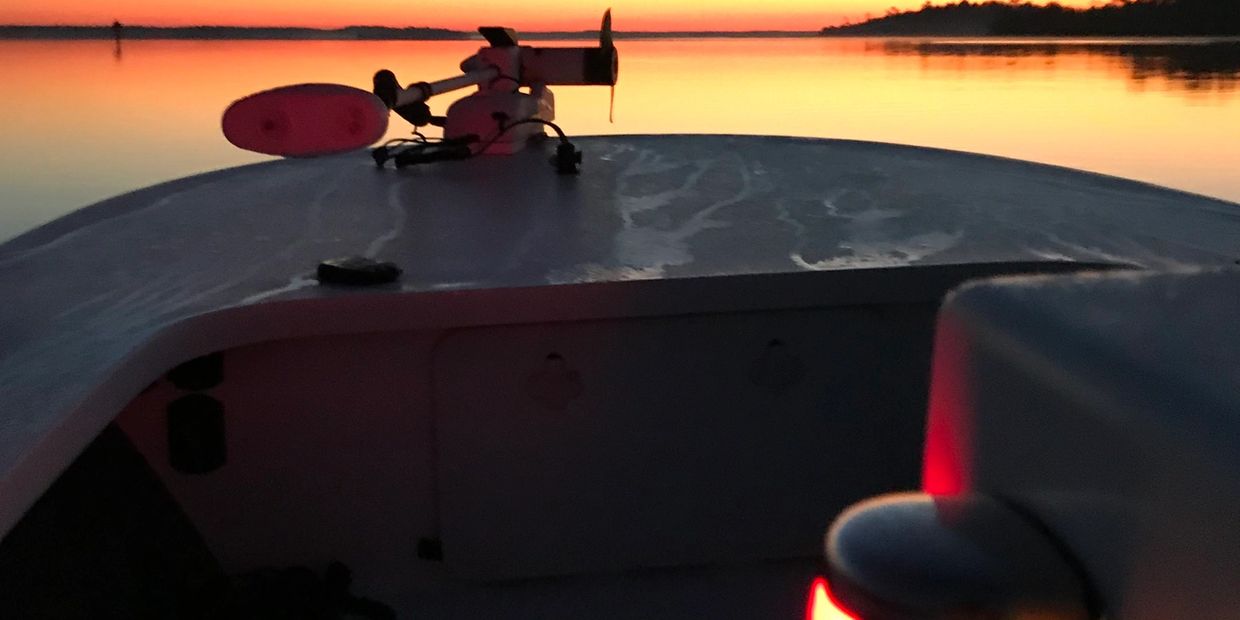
[601,8,613,49]
[603,9,616,122]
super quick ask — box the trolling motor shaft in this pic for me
[373,67,499,112]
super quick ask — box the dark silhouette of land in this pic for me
[0,25,818,41]
[823,0,1240,37]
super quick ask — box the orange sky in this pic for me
[3,0,1104,31]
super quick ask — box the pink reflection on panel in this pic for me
[922,313,974,497]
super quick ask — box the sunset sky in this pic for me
[4,1,1104,31]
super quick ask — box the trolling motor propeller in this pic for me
[222,11,618,160]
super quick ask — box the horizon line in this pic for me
[0,24,824,34]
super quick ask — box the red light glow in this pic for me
[922,314,973,496]
[807,577,861,620]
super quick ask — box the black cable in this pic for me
[472,118,581,174]
[471,118,569,156]
[374,132,462,167]
[381,130,442,148]
[373,118,579,174]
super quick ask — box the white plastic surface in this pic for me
[934,269,1240,619]
[2,135,1238,542]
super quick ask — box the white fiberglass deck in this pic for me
[1,133,1238,543]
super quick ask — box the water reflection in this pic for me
[1,37,1239,241]
[880,38,1240,94]
[113,20,124,61]
[1124,43,1240,92]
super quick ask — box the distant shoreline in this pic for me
[821,1,1238,38]
[0,25,821,41]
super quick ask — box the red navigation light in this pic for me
[807,576,860,620]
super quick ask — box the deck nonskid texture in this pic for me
[1,135,1238,540]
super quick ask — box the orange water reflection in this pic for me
[1,37,1238,239]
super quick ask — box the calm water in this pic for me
[1,37,1239,241]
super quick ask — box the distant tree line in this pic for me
[823,0,1240,37]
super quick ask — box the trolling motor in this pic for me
[222,11,618,174]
